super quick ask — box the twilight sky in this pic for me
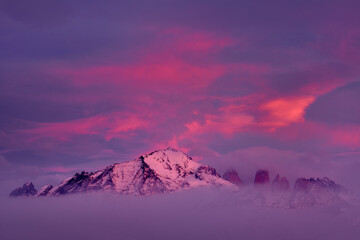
[1,0,360,190]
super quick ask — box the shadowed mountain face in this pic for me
[223,170,242,186]
[254,170,270,185]
[19,148,234,197]
[9,182,37,197]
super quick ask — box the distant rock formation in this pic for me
[289,177,346,208]
[254,169,270,185]
[9,182,37,197]
[223,169,242,186]
[272,174,290,191]
[294,177,344,193]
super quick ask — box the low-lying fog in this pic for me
[1,187,360,240]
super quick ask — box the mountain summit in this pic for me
[34,148,234,196]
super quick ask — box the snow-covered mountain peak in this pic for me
[139,148,201,178]
[23,148,235,197]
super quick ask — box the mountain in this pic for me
[293,177,344,193]
[37,148,235,196]
[9,182,37,197]
[8,150,349,208]
[272,174,290,191]
[254,169,270,185]
[289,177,347,208]
[223,169,242,186]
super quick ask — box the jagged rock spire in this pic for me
[254,169,270,185]
[223,169,242,186]
[9,182,37,197]
[272,174,290,191]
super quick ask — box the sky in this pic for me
[1,0,360,192]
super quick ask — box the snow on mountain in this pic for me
[41,147,235,196]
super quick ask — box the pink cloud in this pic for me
[19,113,148,142]
[300,78,349,96]
[45,29,238,90]
[44,28,268,97]
[327,125,360,150]
[7,27,360,163]
[42,166,75,173]
[259,96,315,129]
[184,105,254,136]
[159,28,237,53]
[62,60,226,90]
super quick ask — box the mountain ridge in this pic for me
[9,148,348,208]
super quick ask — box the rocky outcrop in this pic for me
[294,177,344,193]
[9,182,37,197]
[289,177,346,208]
[223,169,242,186]
[54,171,93,195]
[195,165,220,180]
[254,169,270,185]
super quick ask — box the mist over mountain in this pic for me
[1,188,360,240]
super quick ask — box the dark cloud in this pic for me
[306,82,360,124]
[266,62,353,95]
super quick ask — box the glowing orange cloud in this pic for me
[260,96,315,128]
